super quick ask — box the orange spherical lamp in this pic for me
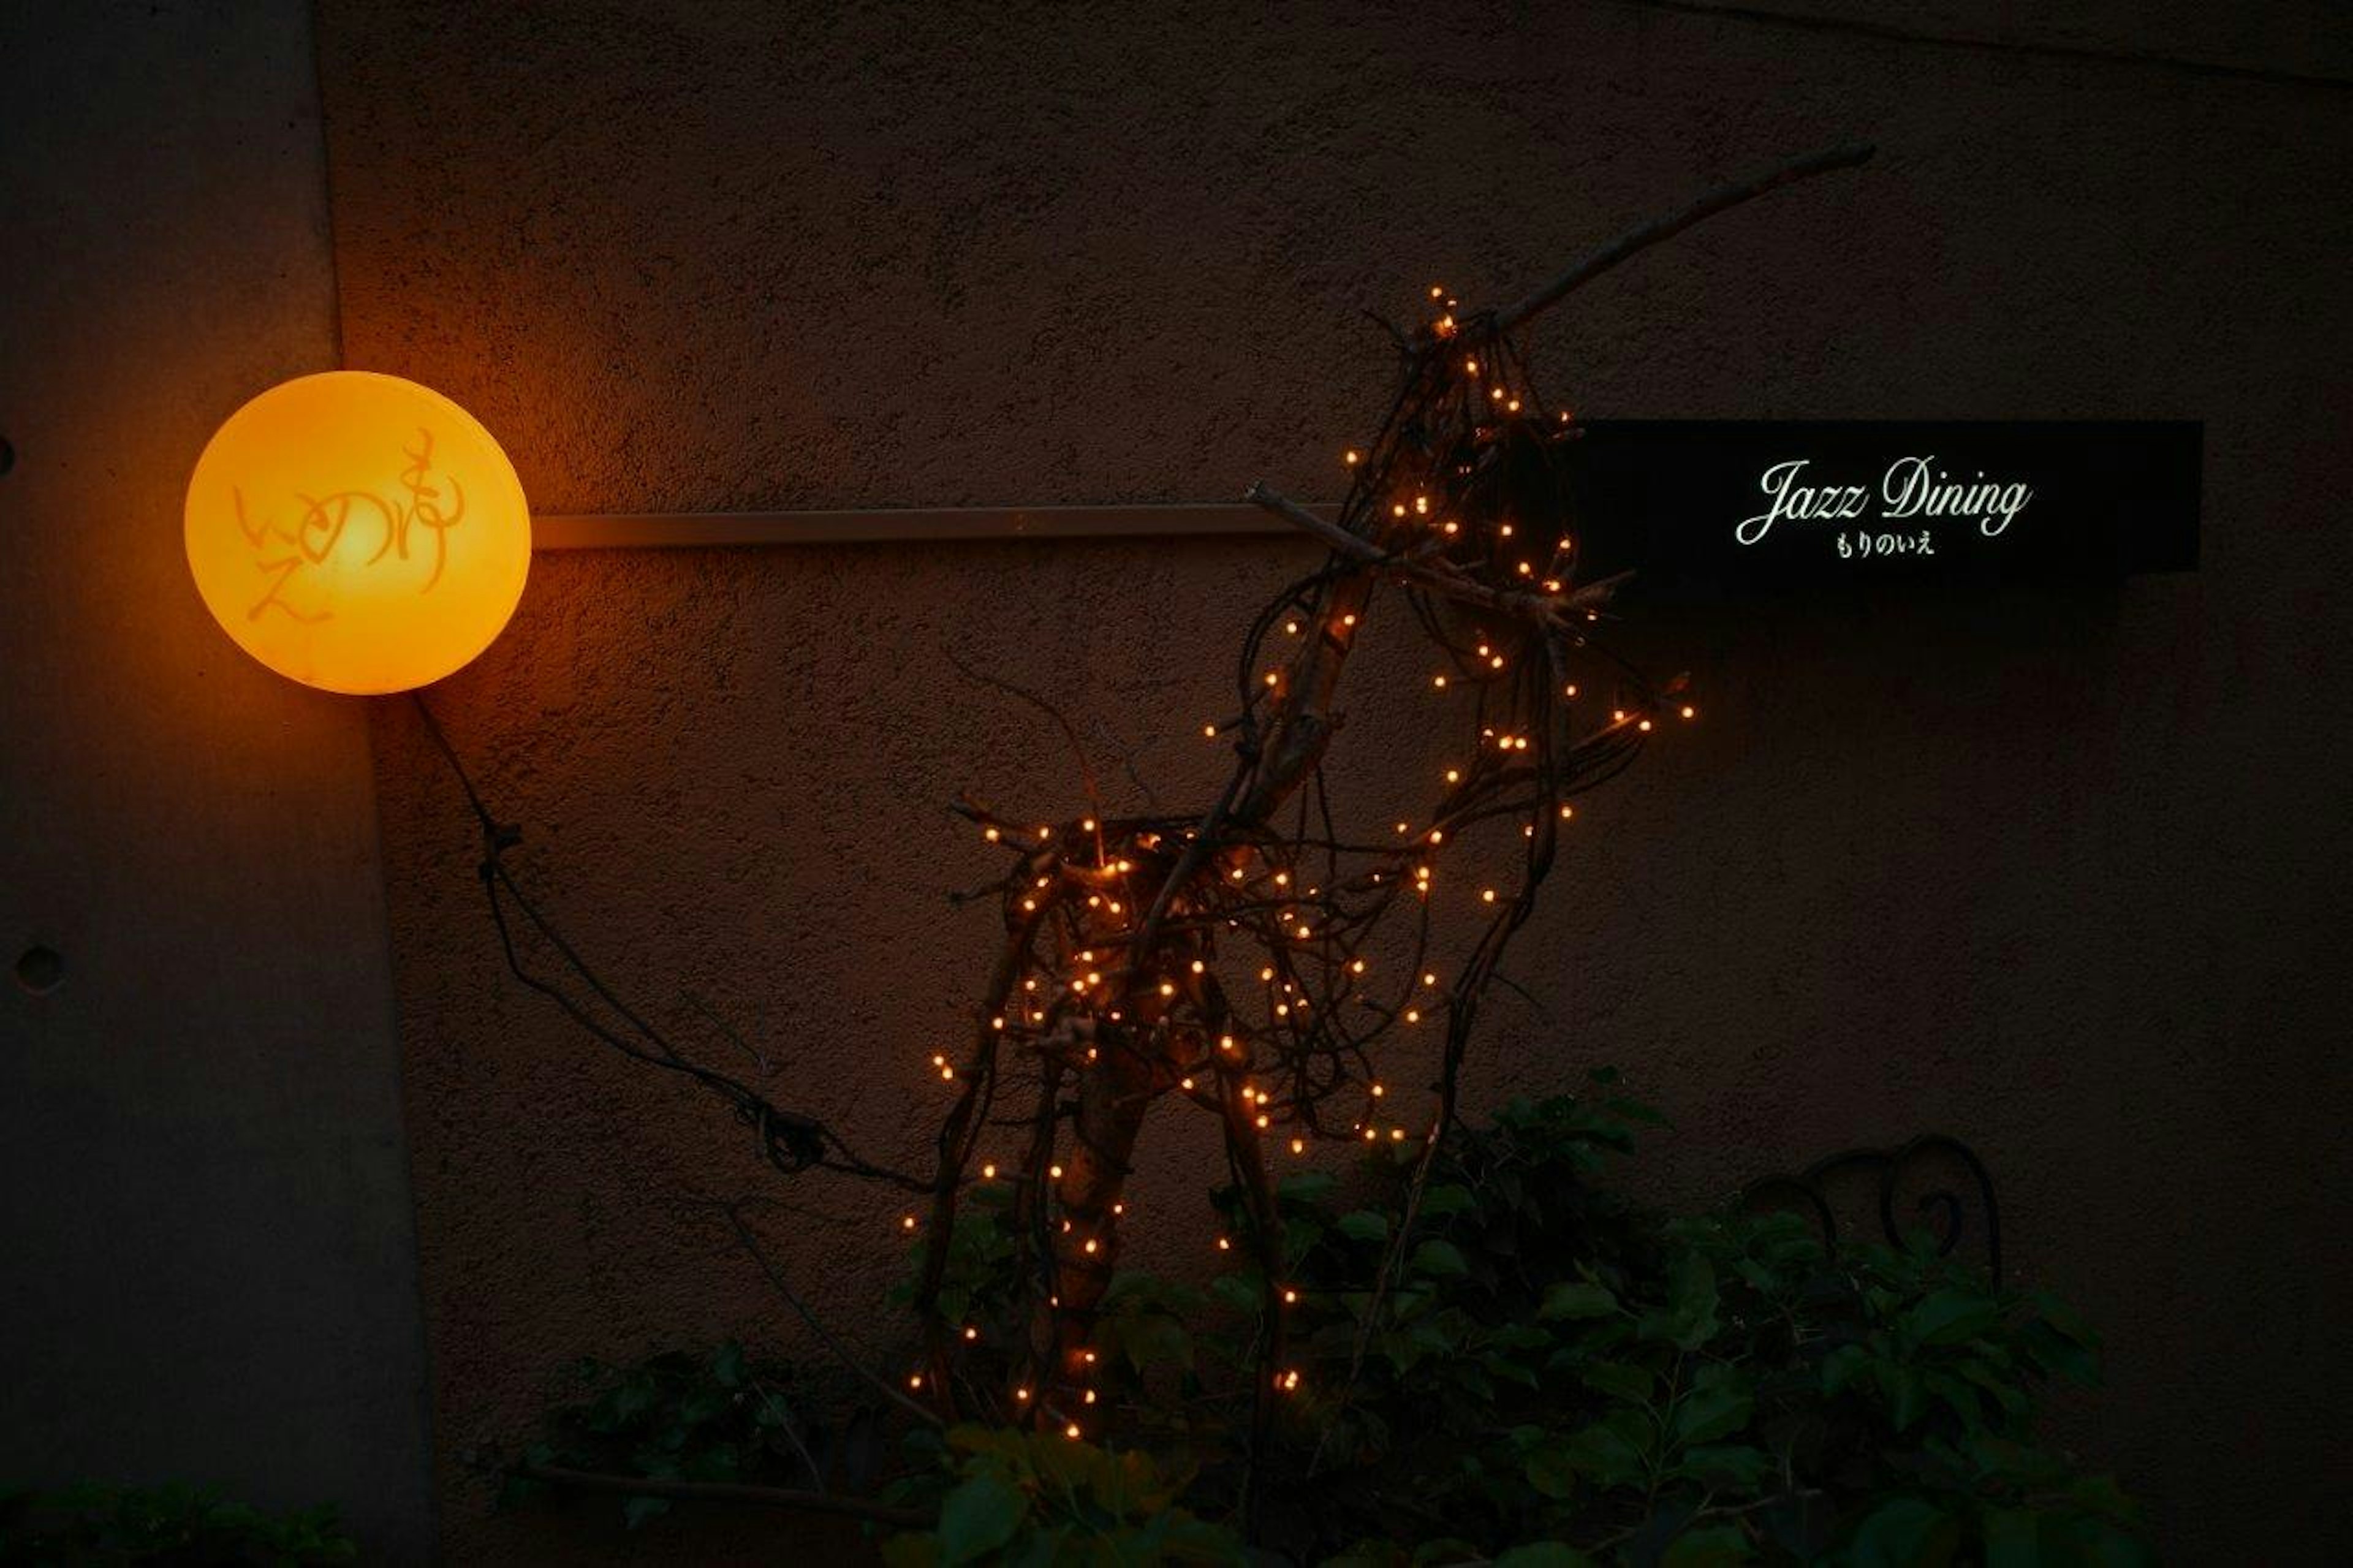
[184,371,531,694]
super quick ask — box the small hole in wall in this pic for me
[14,945,63,995]
[0,436,13,476]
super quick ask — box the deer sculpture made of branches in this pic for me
[419,138,1877,1502]
[907,143,1877,1448]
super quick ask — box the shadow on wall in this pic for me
[1,0,437,1559]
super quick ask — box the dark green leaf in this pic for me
[1410,1240,1469,1279]
[1209,1274,1261,1314]
[2029,1290,2099,1350]
[1905,1289,2000,1348]
[708,1341,746,1388]
[1482,1351,1540,1390]
[1676,1444,1771,1489]
[1524,1444,1579,1500]
[1925,1371,1986,1432]
[1847,1495,1956,1568]
[1539,1281,1618,1320]
[1578,1360,1654,1404]
[1662,1522,1751,1567]
[1116,1312,1193,1373]
[1822,1343,1873,1394]
[1563,1414,1649,1489]
[1419,1184,1476,1217]
[1956,1358,2032,1418]
[1279,1172,1338,1205]
[1337,1210,1390,1243]
[1669,1252,1718,1323]
[1486,1323,1552,1351]
[2021,1320,2101,1386]
[1884,1364,1929,1432]
[935,1472,1028,1567]
[1495,1544,1596,1568]
[1670,1379,1754,1447]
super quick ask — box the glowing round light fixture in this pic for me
[184,371,529,694]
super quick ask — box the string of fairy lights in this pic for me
[409,138,1871,1479]
[907,284,1692,1442]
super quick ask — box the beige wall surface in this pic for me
[317,3,2351,1561]
[0,3,434,1558]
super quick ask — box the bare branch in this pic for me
[1495,141,1875,333]
[945,644,1105,819]
[722,1204,942,1427]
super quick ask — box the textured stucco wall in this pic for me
[317,3,2352,1561]
[0,3,434,1557]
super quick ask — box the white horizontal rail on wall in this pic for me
[531,503,1336,550]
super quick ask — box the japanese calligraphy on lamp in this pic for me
[184,371,530,694]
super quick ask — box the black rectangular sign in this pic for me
[1565,421,2200,599]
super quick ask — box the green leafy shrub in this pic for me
[889,1176,1026,1360]
[0,1481,355,1565]
[882,1074,2148,1564]
[884,1173,1214,1458]
[512,1079,2147,1564]
[501,1340,847,1529]
[881,1425,1242,1566]
[1205,1077,2150,1564]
